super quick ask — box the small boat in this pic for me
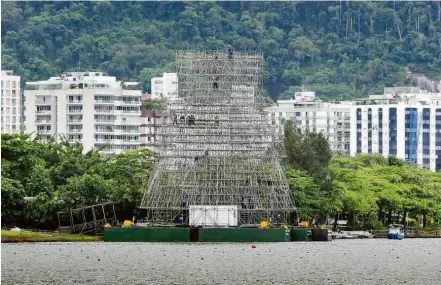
[388,224,404,240]
[334,231,357,239]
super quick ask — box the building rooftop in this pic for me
[274,87,441,107]
[25,72,140,91]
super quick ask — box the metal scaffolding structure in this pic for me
[140,50,294,226]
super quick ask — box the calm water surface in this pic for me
[2,239,441,284]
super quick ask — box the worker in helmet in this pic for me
[227,45,234,59]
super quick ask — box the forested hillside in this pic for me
[2,1,441,100]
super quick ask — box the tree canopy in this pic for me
[283,122,441,229]
[2,1,441,100]
[1,134,154,229]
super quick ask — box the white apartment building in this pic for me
[268,88,441,171]
[151,73,178,99]
[267,91,352,154]
[1,70,21,134]
[24,72,141,154]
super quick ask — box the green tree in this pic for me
[1,178,26,227]
[284,120,332,176]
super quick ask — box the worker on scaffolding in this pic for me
[213,76,219,89]
[227,45,234,59]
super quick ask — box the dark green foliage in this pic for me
[283,121,441,228]
[1,134,154,229]
[284,120,332,176]
[141,98,167,111]
[2,2,441,100]
[1,178,26,227]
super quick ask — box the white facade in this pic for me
[1,70,21,134]
[268,88,441,171]
[24,72,141,154]
[151,73,178,99]
[267,92,352,154]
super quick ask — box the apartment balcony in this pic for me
[122,140,140,145]
[95,139,113,144]
[96,139,138,145]
[67,139,82,144]
[95,119,114,123]
[95,109,114,114]
[35,120,51,125]
[66,119,82,124]
[66,110,83,114]
[37,130,53,135]
[117,109,141,113]
[95,129,114,133]
[67,100,83,104]
[66,89,83,95]
[121,101,141,106]
[95,100,114,105]
[36,110,52,115]
[123,132,141,137]
[67,129,83,134]
[35,100,52,106]
[118,120,140,125]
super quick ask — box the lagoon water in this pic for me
[2,239,441,285]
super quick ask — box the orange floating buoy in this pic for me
[251,245,256,249]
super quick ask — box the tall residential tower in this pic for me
[1,70,21,134]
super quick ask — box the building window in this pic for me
[378,108,383,154]
[368,108,372,153]
[405,108,418,165]
[389,108,397,156]
[356,108,362,153]
[435,109,441,171]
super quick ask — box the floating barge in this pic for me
[103,227,330,242]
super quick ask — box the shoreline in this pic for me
[1,230,102,243]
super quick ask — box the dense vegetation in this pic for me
[2,1,441,100]
[2,131,440,230]
[1,134,154,229]
[284,120,441,230]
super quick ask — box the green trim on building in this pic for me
[104,227,190,242]
[199,228,290,242]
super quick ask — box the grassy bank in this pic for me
[1,230,102,243]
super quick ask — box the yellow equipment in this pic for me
[104,223,112,228]
[299,221,309,228]
[260,221,270,228]
[122,220,133,227]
